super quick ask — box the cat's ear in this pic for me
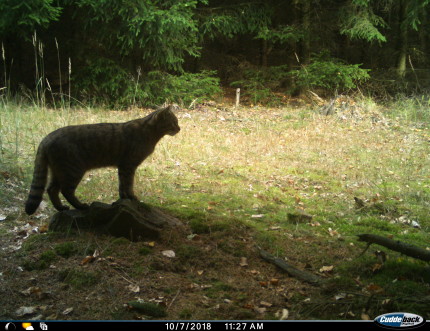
[168,103,180,113]
[148,106,169,125]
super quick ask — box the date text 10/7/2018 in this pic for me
[164,322,264,331]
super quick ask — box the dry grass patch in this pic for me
[0,101,429,320]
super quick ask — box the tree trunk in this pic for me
[301,0,311,65]
[397,0,409,78]
[260,39,268,67]
[419,8,428,61]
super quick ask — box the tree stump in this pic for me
[49,199,182,241]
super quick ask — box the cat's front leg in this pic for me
[118,166,138,200]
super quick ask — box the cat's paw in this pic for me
[77,203,90,210]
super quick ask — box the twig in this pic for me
[167,289,181,311]
[357,242,372,258]
[189,98,198,109]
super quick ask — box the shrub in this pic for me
[75,58,146,107]
[75,59,221,108]
[289,53,370,92]
[230,64,290,106]
[142,70,221,107]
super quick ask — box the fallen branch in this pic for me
[257,247,324,286]
[357,234,430,262]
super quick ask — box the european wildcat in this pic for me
[25,104,180,215]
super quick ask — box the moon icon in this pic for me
[5,323,16,331]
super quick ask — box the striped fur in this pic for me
[25,148,49,215]
[24,104,180,215]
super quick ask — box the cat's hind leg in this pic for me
[60,171,89,210]
[47,176,70,211]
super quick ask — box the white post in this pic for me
[235,88,240,107]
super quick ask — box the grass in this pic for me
[0,97,429,320]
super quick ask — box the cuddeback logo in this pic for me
[375,312,426,329]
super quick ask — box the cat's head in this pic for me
[149,104,181,136]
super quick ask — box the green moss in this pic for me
[127,301,167,318]
[54,242,79,258]
[179,308,193,319]
[176,244,203,260]
[138,247,152,256]
[111,237,130,245]
[21,233,58,252]
[22,249,57,270]
[58,268,100,288]
[189,219,211,234]
[204,281,235,299]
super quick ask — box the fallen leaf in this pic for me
[254,307,266,314]
[80,256,95,266]
[39,224,49,233]
[251,214,264,218]
[200,284,212,290]
[276,309,289,320]
[354,276,363,286]
[197,270,204,275]
[319,265,334,273]
[260,301,272,307]
[411,220,421,228]
[15,306,37,317]
[334,293,347,301]
[20,286,40,296]
[239,257,248,267]
[372,263,383,273]
[361,313,371,320]
[127,284,140,293]
[269,278,279,286]
[62,307,74,315]
[20,286,46,299]
[259,281,268,287]
[162,250,175,258]
[366,284,384,294]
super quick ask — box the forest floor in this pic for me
[0,98,429,321]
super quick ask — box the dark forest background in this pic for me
[1,0,429,107]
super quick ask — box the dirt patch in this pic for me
[0,211,322,321]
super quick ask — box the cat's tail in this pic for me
[25,147,48,215]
